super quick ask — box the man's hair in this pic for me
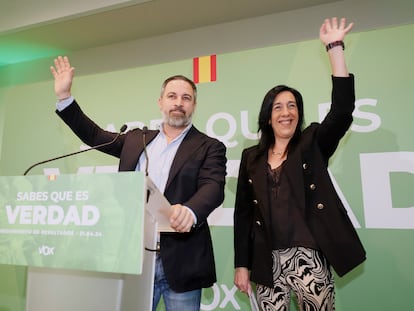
[160,75,197,102]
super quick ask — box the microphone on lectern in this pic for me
[142,126,149,177]
[142,125,151,204]
[23,124,128,175]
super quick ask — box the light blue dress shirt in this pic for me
[136,123,191,193]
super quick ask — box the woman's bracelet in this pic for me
[326,40,345,52]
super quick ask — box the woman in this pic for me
[233,17,366,310]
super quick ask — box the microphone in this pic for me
[142,126,150,204]
[142,126,149,177]
[23,124,128,175]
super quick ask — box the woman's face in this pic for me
[269,91,299,141]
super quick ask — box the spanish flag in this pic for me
[193,55,216,84]
[48,174,57,181]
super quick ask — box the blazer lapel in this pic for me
[164,126,202,190]
[249,151,272,226]
[120,129,159,171]
[283,149,306,210]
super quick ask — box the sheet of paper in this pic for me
[145,176,174,232]
[249,291,260,311]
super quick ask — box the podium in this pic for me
[0,172,171,311]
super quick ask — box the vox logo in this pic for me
[39,245,55,256]
[201,284,240,310]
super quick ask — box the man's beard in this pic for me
[162,109,192,128]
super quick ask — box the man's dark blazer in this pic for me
[57,101,227,292]
[234,75,366,288]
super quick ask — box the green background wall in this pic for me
[1,23,413,310]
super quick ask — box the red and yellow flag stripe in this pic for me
[193,55,217,84]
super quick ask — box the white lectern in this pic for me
[21,174,171,311]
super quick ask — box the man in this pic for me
[51,56,227,311]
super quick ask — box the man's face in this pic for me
[158,79,196,128]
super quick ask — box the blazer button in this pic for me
[248,179,253,184]
[316,203,324,210]
[253,199,258,205]
[255,220,261,226]
[309,183,316,190]
[302,163,308,170]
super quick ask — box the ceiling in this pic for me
[0,0,335,65]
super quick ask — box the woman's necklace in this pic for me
[269,146,286,169]
[271,148,283,156]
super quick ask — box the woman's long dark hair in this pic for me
[257,85,304,155]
